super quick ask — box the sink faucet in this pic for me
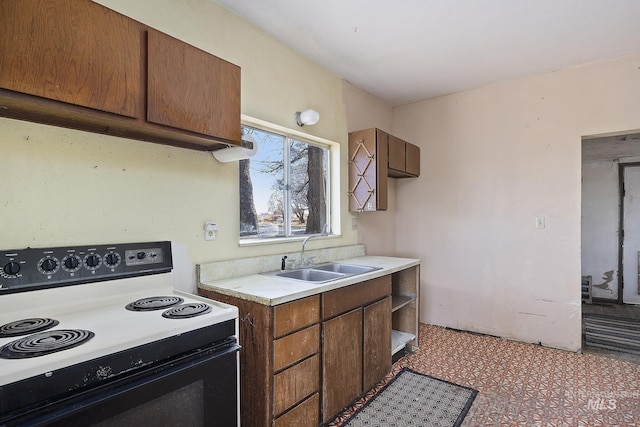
[295,224,329,269]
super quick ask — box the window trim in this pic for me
[239,115,340,246]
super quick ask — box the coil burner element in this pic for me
[0,329,95,359]
[0,318,59,338]
[125,296,184,311]
[162,303,212,319]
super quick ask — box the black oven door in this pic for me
[5,342,239,427]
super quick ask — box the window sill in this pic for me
[239,234,341,247]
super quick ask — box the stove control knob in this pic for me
[41,258,58,272]
[104,252,121,267]
[3,262,20,276]
[136,251,146,260]
[64,256,80,270]
[85,254,101,269]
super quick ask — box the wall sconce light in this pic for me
[295,109,320,126]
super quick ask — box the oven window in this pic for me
[96,381,204,427]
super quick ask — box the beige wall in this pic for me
[1,0,357,292]
[341,81,398,256]
[390,54,640,351]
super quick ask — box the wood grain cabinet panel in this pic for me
[363,296,392,391]
[388,135,406,172]
[323,275,391,319]
[348,128,388,212]
[0,0,142,118]
[405,142,421,176]
[274,393,320,427]
[147,29,240,143]
[273,354,320,416]
[274,324,319,372]
[274,295,320,338]
[322,308,363,422]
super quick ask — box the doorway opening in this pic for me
[581,131,640,359]
[582,131,640,304]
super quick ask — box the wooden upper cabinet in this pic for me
[388,135,420,178]
[0,0,240,151]
[147,29,241,143]
[405,141,421,176]
[349,128,419,212]
[348,128,388,212]
[0,0,142,118]
[388,135,406,172]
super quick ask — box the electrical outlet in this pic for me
[204,222,218,240]
[535,217,545,229]
[351,217,358,230]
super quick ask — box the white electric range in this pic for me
[0,241,239,426]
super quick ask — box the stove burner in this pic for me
[162,303,212,319]
[0,329,95,359]
[0,318,59,338]
[125,296,184,311]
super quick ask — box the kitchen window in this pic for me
[239,124,331,240]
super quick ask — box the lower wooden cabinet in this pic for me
[321,276,392,423]
[200,274,394,426]
[198,291,321,427]
[322,308,363,419]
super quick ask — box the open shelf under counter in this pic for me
[391,294,415,312]
[391,329,416,356]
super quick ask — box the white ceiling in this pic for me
[213,0,640,107]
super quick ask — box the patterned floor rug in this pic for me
[342,367,478,427]
[583,313,640,355]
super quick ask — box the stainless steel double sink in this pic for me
[262,262,381,284]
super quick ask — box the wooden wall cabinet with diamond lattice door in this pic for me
[348,128,420,212]
[348,128,389,212]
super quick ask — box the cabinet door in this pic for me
[147,29,241,143]
[348,128,388,211]
[375,129,389,210]
[363,297,392,391]
[0,0,142,118]
[322,308,363,422]
[388,134,406,172]
[405,142,420,176]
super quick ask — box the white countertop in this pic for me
[198,255,420,306]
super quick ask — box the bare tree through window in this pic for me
[239,125,329,239]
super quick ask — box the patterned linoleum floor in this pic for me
[328,323,640,426]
